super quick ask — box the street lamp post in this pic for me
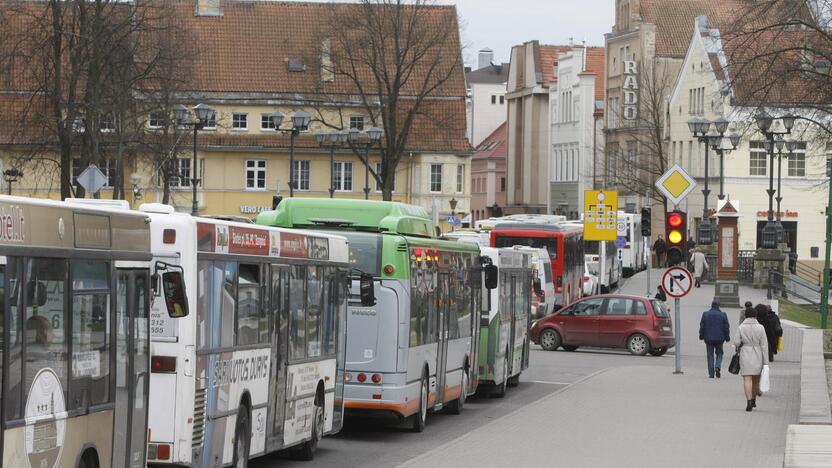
[755,112,795,248]
[688,118,718,245]
[449,197,458,232]
[316,130,348,198]
[174,104,216,216]
[271,111,311,198]
[347,127,384,200]
[3,168,22,195]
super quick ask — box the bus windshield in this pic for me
[321,230,382,277]
[494,235,558,259]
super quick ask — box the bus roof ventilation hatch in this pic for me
[139,203,176,214]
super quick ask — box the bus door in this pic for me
[268,265,290,447]
[507,274,518,377]
[435,273,450,406]
[113,269,151,468]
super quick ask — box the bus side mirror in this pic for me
[484,265,498,290]
[359,273,375,307]
[162,271,189,318]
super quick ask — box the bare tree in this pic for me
[325,0,467,200]
[603,62,677,210]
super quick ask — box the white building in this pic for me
[667,16,828,261]
[466,48,509,147]
[548,46,606,218]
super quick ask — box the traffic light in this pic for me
[641,208,651,237]
[665,210,687,266]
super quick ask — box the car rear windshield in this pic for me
[494,235,558,259]
[651,300,669,318]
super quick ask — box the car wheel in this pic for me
[627,333,651,356]
[562,345,579,352]
[232,406,250,468]
[649,347,668,357]
[539,329,561,351]
[492,357,508,398]
[411,374,428,432]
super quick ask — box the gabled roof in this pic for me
[472,122,507,160]
[466,63,510,85]
[536,44,574,85]
[583,47,606,101]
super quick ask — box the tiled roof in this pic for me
[584,47,606,101]
[466,63,510,85]
[0,0,469,154]
[472,122,507,160]
[638,0,753,57]
[537,44,574,85]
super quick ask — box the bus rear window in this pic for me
[322,231,382,277]
[494,235,558,259]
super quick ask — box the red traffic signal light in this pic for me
[665,210,687,265]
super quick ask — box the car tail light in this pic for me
[653,314,659,330]
[371,374,382,384]
[151,356,176,373]
[583,275,589,283]
[156,444,171,461]
[357,373,367,383]
[592,256,599,261]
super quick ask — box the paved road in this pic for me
[251,269,802,467]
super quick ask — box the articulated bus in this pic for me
[477,247,532,396]
[0,197,188,468]
[257,199,495,432]
[131,204,351,466]
[490,223,584,307]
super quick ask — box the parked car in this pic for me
[582,264,599,297]
[529,295,674,356]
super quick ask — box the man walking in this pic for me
[653,235,667,267]
[699,299,730,378]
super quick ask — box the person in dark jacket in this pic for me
[757,304,783,362]
[699,299,731,378]
[654,285,667,302]
[653,236,667,267]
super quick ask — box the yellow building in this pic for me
[0,0,472,231]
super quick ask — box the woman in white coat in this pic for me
[733,306,769,412]
[690,248,708,288]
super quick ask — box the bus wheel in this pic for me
[77,450,98,468]
[539,329,561,351]
[492,358,507,398]
[411,374,428,432]
[297,401,324,461]
[232,407,250,468]
[447,371,466,415]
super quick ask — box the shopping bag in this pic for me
[760,365,771,393]
[778,336,783,352]
[728,351,741,375]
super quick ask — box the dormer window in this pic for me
[288,60,306,72]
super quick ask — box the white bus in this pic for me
[617,212,647,277]
[585,240,621,293]
[138,204,352,466]
[0,196,188,468]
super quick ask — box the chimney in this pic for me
[478,48,494,70]
[195,0,223,17]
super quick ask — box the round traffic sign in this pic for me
[661,267,693,298]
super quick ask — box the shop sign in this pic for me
[756,210,798,218]
[623,61,639,120]
[240,205,272,214]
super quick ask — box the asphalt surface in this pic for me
[251,269,803,467]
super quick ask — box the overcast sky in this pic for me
[287,0,614,66]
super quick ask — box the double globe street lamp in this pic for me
[174,103,217,215]
[346,127,384,200]
[315,130,349,198]
[755,112,796,248]
[269,111,312,198]
[688,117,741,245]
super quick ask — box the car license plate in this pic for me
[661,326,671,332]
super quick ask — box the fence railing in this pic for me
[701,250,756,284]
[767,268,826,308]
[795,261,824,287]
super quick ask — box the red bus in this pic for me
[490,223,584,307]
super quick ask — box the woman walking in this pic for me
[733,306,769,412]
[690,248,709,288]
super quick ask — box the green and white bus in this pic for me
[476,247,533,396]
[257,199,495,432]
[0,196,188,468]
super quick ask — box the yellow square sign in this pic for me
[655,164,697,206]
[584,190,618,241]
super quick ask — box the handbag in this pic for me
[728,344,742,375]
[778,336,783,352]
[760,365,771,393]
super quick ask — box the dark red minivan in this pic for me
[529,295,675,356]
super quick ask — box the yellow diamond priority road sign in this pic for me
[655,164,697,207]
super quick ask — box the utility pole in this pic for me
[822,200,832,328]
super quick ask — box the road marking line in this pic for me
[530,380,571,386]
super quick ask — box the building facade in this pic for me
[0,0,471,231]
[667,15,828,261]
[466,49,509,147]
[471,122,507,224]
[549,46,605,218]
[506,41,572,214]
